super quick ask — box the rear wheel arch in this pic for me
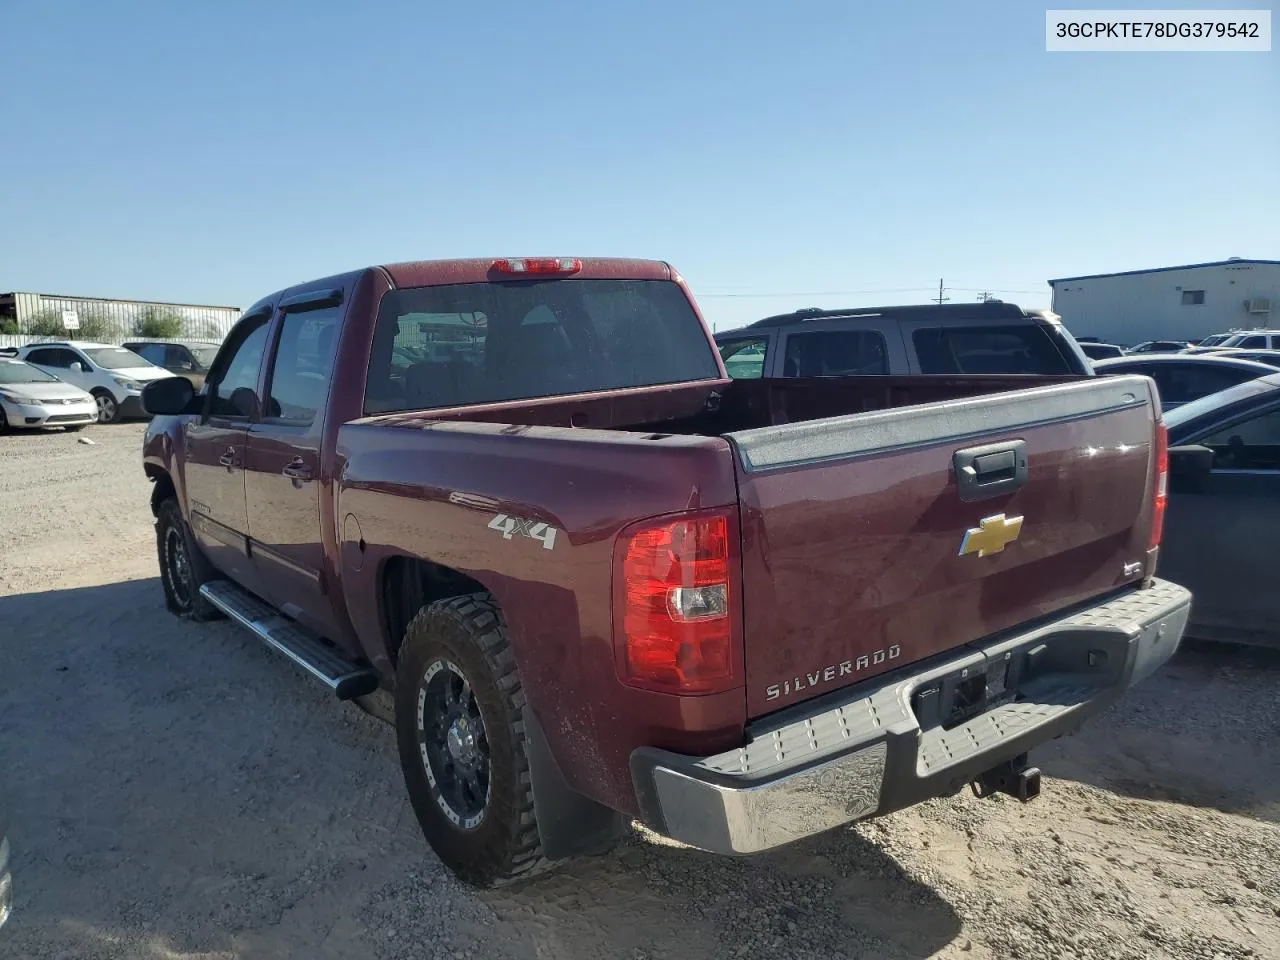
[379,554,488,665]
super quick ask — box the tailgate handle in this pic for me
[954,440,1027,502]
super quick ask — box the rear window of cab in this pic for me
[364,279,720,414]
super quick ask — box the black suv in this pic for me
[714,302,1093,380]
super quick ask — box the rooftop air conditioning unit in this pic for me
[1244,298,1271,315]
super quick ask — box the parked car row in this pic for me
[1091,354,1280,409]
[1076,330,1280,360]
[0,339,220,431]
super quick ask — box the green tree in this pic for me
[76,308,115,341]
[24,309,65,337]
[134,306,184,339]
[0,315,18,335]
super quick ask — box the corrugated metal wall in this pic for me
[2,292,240,344]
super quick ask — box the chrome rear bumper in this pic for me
[631,579,1191,855]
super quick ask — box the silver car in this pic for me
[0,358,97,431]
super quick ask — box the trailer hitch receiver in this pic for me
[970,754,1041,803]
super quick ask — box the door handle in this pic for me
[953,440,1028,502]
[282,458,314,483]
[218,447,237,469]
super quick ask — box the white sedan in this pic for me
[0,358,98,431]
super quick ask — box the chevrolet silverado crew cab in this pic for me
[141,257,1190,888]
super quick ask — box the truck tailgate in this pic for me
[726,376,1161,719]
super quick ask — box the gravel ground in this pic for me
[1,422,1278,960]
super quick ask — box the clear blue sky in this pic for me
[1,1,1275,330]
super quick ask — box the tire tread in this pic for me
[399,594,557,887]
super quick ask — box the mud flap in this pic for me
[523,708,630,861]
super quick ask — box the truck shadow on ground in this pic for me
[1041,639,1280,824]
[489,828,962,959]
[0,577,965,960]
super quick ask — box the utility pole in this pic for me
[977,291,994,303]
[933,279,949,305]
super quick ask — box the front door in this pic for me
[1162,401,1280,644]
[244,297,343,638]
[183,315,273,588]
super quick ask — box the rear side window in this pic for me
[1148,364,1263,405]
[913,325,1074,375]
[265,306,341,424]
[717,337,769,379]
[132,343,167,365]
[783,330,887,377]
[365,280,720,414]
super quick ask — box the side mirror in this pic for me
[1167,444,1214,494]
[142,376,197,416]
[179,362,195,372]
[70,362,84,373]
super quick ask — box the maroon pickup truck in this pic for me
[141,257,1191,887]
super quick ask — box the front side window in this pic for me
[265,306,341,424]
[209,319,271,418]
[913,324,1074,375]
[782,330,888,377]
[1197,406,1280,471]
[189,345,219,368]
[717,337,770,379]
[165,345,193,369]
[365,279,719,414]
[131,343,167,365]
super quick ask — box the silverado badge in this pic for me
[958,513,1024,558]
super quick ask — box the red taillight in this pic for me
[614,510,739,694]
[1150,421,1168,548]
[491,258,582,276]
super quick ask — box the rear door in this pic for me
[184,311,273,587]
[24,347,88,390]
[726,376,1161,718]
[1161,400,1280,643]
[243,289,343,637]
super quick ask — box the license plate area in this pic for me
[912,652,1020,731]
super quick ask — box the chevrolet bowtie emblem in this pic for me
[958,513,1024,558]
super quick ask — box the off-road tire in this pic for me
[156,498,222,621]
[395,594,553,888]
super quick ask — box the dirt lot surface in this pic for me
[2,423,1278,960]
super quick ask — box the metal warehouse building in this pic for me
[1048,258,1279,346]
[0,291,240,344]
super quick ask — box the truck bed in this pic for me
[338,372,1158,810]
